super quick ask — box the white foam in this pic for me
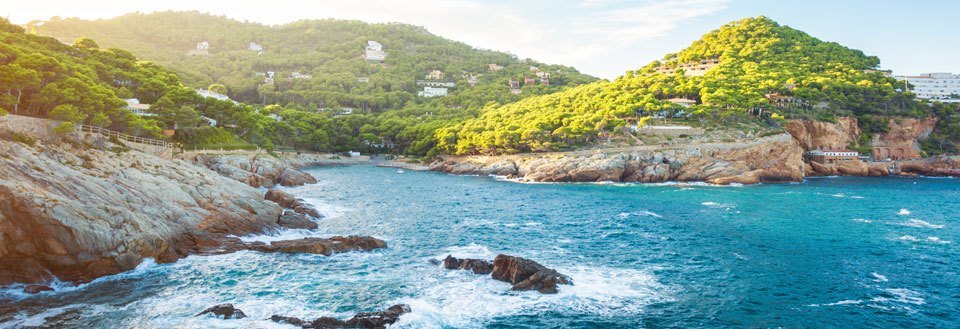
[898,209,911,216]
[435,244,497,260]
[701,202,735,210]
[852,218,873,223]
[618,211,663,219]
[808,299,863,307]
[831,193,845,198]
[897,219,944,229]
[898,235,920,242]
[233,228,328,243]
[871,272,889,282]
[872,288,925,305]
[393,265,671,328]
[926,236,952,244]
[0,258,160,300]
[299,197,352,219]
[0,305,79,328]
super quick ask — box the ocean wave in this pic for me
[896,235,951,244]
[0,258,159,300]
[897,219,945,229]
[232,228,330,244]
[392,265,672,329]
[701,201,735,210]
[434,244,498,260]
[299,197,352,219]
[617,210,663,219]
[898,208,911,216]
[852,218,873,223]
[871,272,889,283]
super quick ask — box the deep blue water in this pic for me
[2,166,958,328]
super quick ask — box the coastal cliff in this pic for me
[430,134,804,184]
[786,117,861,150]
[0,137,283,285]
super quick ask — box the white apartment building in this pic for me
[895,73,960,103]
[417,87,448,97]
[365,41,386,61]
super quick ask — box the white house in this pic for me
[247,42,263,53]
[290,71,312,79]
[666,98,697,108]
[124,99,154,116]
[196,41,210,50]
[894,73,960,103]
[365,41,387,61]
[418,87,448,97]
[426,70,445,80]
[200,116,217,126]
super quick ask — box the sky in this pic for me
[5,0,959,79]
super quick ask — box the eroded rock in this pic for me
[442,255,493,274]
[271,304,410,329]
[236,236,387,256]
[491,254,572,294]
[196,303,247,319]
[23,284,54,294]
[278,211,319,230]
[264,189,321,218]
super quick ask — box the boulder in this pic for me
[271,304,410,329]
[278,211,318,230]
[491,255,572,294]
[23,284,54,294]
[278,168,318,187]
[442,255,493,274]
[196,303,247,319]
[264,189,321,218]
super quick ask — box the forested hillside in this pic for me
[31,11,596,154]
[440,17,951,155]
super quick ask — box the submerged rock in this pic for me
[491,254,572,294]
[240,236,387,256]
[196,303,247,319]
[442,255,494,274]
[271,304,410,329]
[23,284,54,294]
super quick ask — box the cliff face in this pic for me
[431,134,805,185]
[0,138,282,285]
[786,117,860,151]
[872,117,938,159]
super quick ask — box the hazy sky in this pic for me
[6,0,959,79]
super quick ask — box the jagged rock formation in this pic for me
[872,117,938,160]
[193,154,317,188]
[491,255,572,294]
[0,138,282,285]
[431,134,804,184]
[278,211,319,230]
[196,303,247,319]
[271,304,410,329]
[442,255,493,274]
[899,156,960,177]
[264,189,321,218]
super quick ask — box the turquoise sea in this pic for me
[1,165,958,328]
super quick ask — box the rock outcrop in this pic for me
[271,304,410,329]
[872,117,938,160]
[264,189,321,218]
[899,156,960,177]
[806,160,891,177]
[491,255,572,294]
[442,255,493,274]
[439,254,571,294]
[23,284,54,294]
[277,211,319,230]
[194,154,317,188]
[220,236,387,256]
[0,138,282,285]
[196,303,247,319]
[431,134,804,184]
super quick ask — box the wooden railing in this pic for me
[76,125,174,155]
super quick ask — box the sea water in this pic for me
[1,166,958,328]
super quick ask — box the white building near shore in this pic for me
[894,73,960,103]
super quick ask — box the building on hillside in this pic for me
[765,93,804,107]
[187,41,210,56]
[124,99,154,116]
[195,89,238,104]
[656,59,720,77]
[357,77,370,83]
[894,73,960,103]
[418,86,448,97]
[426,70,445,80]
[196,41,210,50]
[665,98,697,108]
[524,77,537,86]
[200,116,217,127]
[488,63,504,72]
[247,42,263,53]
[466,74,480,86]
[805,148,859,164]
[416,80,456,88]
[365,41,387,61]
[290,71,312,79]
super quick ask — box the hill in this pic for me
[440,17,954,155]
[31,11,597,154]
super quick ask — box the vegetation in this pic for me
[31,11,596,154]
[439,17,933,155]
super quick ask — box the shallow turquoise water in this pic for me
[2,166,958,328]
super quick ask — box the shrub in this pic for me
[12,132,35,146]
